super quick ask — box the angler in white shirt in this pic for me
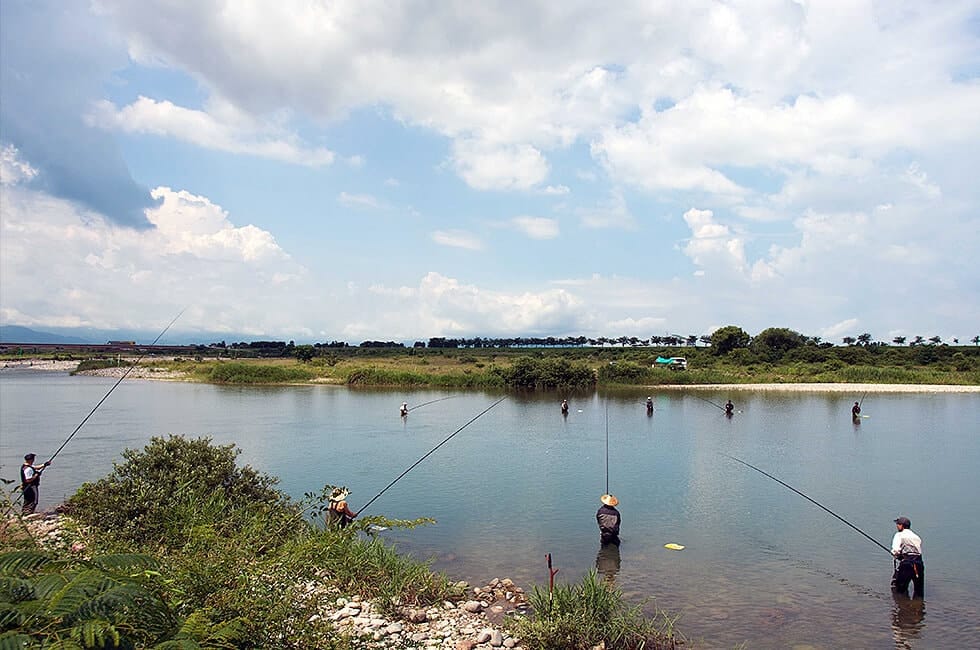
[890,516,924,598]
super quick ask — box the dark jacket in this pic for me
[596,504,621,539]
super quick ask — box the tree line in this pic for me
[204,327,979,360]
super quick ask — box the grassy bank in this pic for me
[93,344,980,387]
[1,436,682,649]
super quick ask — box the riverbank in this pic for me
[6,358,979,393]
[9,512,530,650]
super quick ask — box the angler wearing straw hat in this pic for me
[326,487,358,529]
[400,402,409,417]
[596,494,621,545]
[20,453,51,515]
[891,516,924,598]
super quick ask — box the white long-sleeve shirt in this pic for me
[892,529,922,557]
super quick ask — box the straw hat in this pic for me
[329,487,350,502]
[601,494,619,507]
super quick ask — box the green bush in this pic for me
[65,436,285,549]
[207,362,316,384]
[502,357,596,389]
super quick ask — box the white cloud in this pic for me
[681,208,747,274]
[0,183,306,333]
[822,319,860,341]
[450,139,549,191]
[542,184,570,195]
[338,192,384,209]
[431,230,482,250]
[90,97,334,166]
[511,216,559,240]
[579,191,637,230]
[0,145,39,185]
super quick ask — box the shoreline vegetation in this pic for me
[3,341,979,389]
[3,437,682,649]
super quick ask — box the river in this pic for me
[2,368,978,648]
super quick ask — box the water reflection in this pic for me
[890,592,925,649]
[596,541,621,586]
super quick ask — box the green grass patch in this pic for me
[507,569,680,649]
[207,361,318,384]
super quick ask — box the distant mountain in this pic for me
[0,325,95,344]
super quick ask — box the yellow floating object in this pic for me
[664,543,685,551]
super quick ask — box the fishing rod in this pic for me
[46,309,186,464]
[407,395,458,412]
[605,403,609,495]
[358,396,507,515]
[720,452,890,555]
[695,394,738,413]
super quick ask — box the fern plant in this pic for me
[1,550,169,647]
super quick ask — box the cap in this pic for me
[600,494,619,507]
[24,453,36,460]
[894,516,911,528]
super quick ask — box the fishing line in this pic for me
[720,452,890,555]
[694,394,726,411]
[407,395,458,412]
[46,308,186,464]
[358,396,507,514]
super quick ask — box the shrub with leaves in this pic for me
[64,436,286,549]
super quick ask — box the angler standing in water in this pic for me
[400,402,409,417]
[725,400,735,416]
[561,399,569,415]
[891,516,924,598]
[326,487,358,528]
[852,401,862,419]
[20,453,51,515]
[596,494,621,545]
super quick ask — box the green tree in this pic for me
[893,336,907,346]
[751,327,806,360]
[857,332,873,346]
[929,335,942,345]
[842,336,856,345]
[972,335,979,346]
[710,325,751,355]
[293,344,316,362]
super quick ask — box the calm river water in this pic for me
[2,369,978,648]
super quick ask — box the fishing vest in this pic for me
[20,464,39,489]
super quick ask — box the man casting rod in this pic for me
[45,308,186,464]
[358,396,507,515]
[720,452,890,555]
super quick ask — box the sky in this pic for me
[1,0,979,345]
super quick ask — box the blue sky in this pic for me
[2,0,979,344]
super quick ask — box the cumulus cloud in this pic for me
[0,182,304,333]
[90,97,335,166]
[681,208,747,274]
[450,140,550,191]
